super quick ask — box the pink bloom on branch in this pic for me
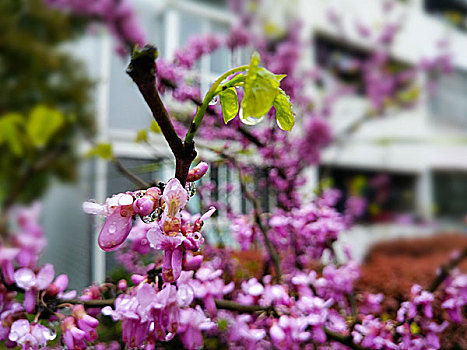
[0,247,20,284]
[83,192,135,251]
[97,207,134,251]
[8,319,55,349]
[147,224,185,282]
[14,264,55,313]
[187,162,209,182]
[133,197,155,216]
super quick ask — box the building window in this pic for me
[424,0,467,31]
[433,171,467,220]
[429,68,467,127]
[319,167,417,223]
[314,33,413,98]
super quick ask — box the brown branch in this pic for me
[324,328,367,350]
[428,247,467,293]
[112,157,150,189]
[238,126,265,148]
[215,299,271,313]
[59,298,115,307]
[127,45,196,186]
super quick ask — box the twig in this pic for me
[215,299,270,313]
[428,247,467,293]
[59,299,115,307]
[112,157,150,189]
[324,328,367,350]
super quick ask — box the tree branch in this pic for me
[112,157,150,189]
[428,247,467,293]
[60,298,115,307]
[127,45,196,186]
[324,328,367,350]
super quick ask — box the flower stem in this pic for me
[184,65,248,145]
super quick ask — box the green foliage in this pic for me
[135,129,148,143]
[150,121,161,134]
[0,0,94,207]
[273,89,295,131]
[0,113,24,156]
[242,52,281,123]
[220,87,239,124]
[218,52,294,131]
[27,105,65,147]
[86,143,113,160]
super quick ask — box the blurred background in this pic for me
[2,0,467,291]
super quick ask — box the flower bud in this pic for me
[146,187,161,201]
[133,197,155,216]
[186,162,209,182]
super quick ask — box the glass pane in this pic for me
[434,171,467,220]
[210,22,230,73]
[108,55,154,131]
[41,161,94,290]
[429,69,467,127]
[179,12,203,47]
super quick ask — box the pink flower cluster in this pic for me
[44,0,145,55]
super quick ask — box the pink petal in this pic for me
[54,274,69,292]
[36,264,55,290]
[172,247,183,282]
[24,289,36,313]
[199,206,216,222]
[98,208,133,251]
[82,201,106,215]
[8,319,30,342]
[1,260,15,285]
[14,268,35,290]
[147,226,184,250]
[136,283,157,310]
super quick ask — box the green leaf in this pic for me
[273,89,295,131]
[220,87,239,124]
[275,74,287,82]
[242,52,283,123]
[135,129,148,143]
[150,121,161,134]
[0,113,24,156]
[86,143,113,160]
[27,105,64,147]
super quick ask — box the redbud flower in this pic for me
[8,319,55,349]
[83,193,135,251]
[187,162,209,182]
[72,305,99,342]
[133,197,155,216]
[14,264,55,313]
[61,317,87,350]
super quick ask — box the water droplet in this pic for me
[209,95,219,106]
[108,224,116,234]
